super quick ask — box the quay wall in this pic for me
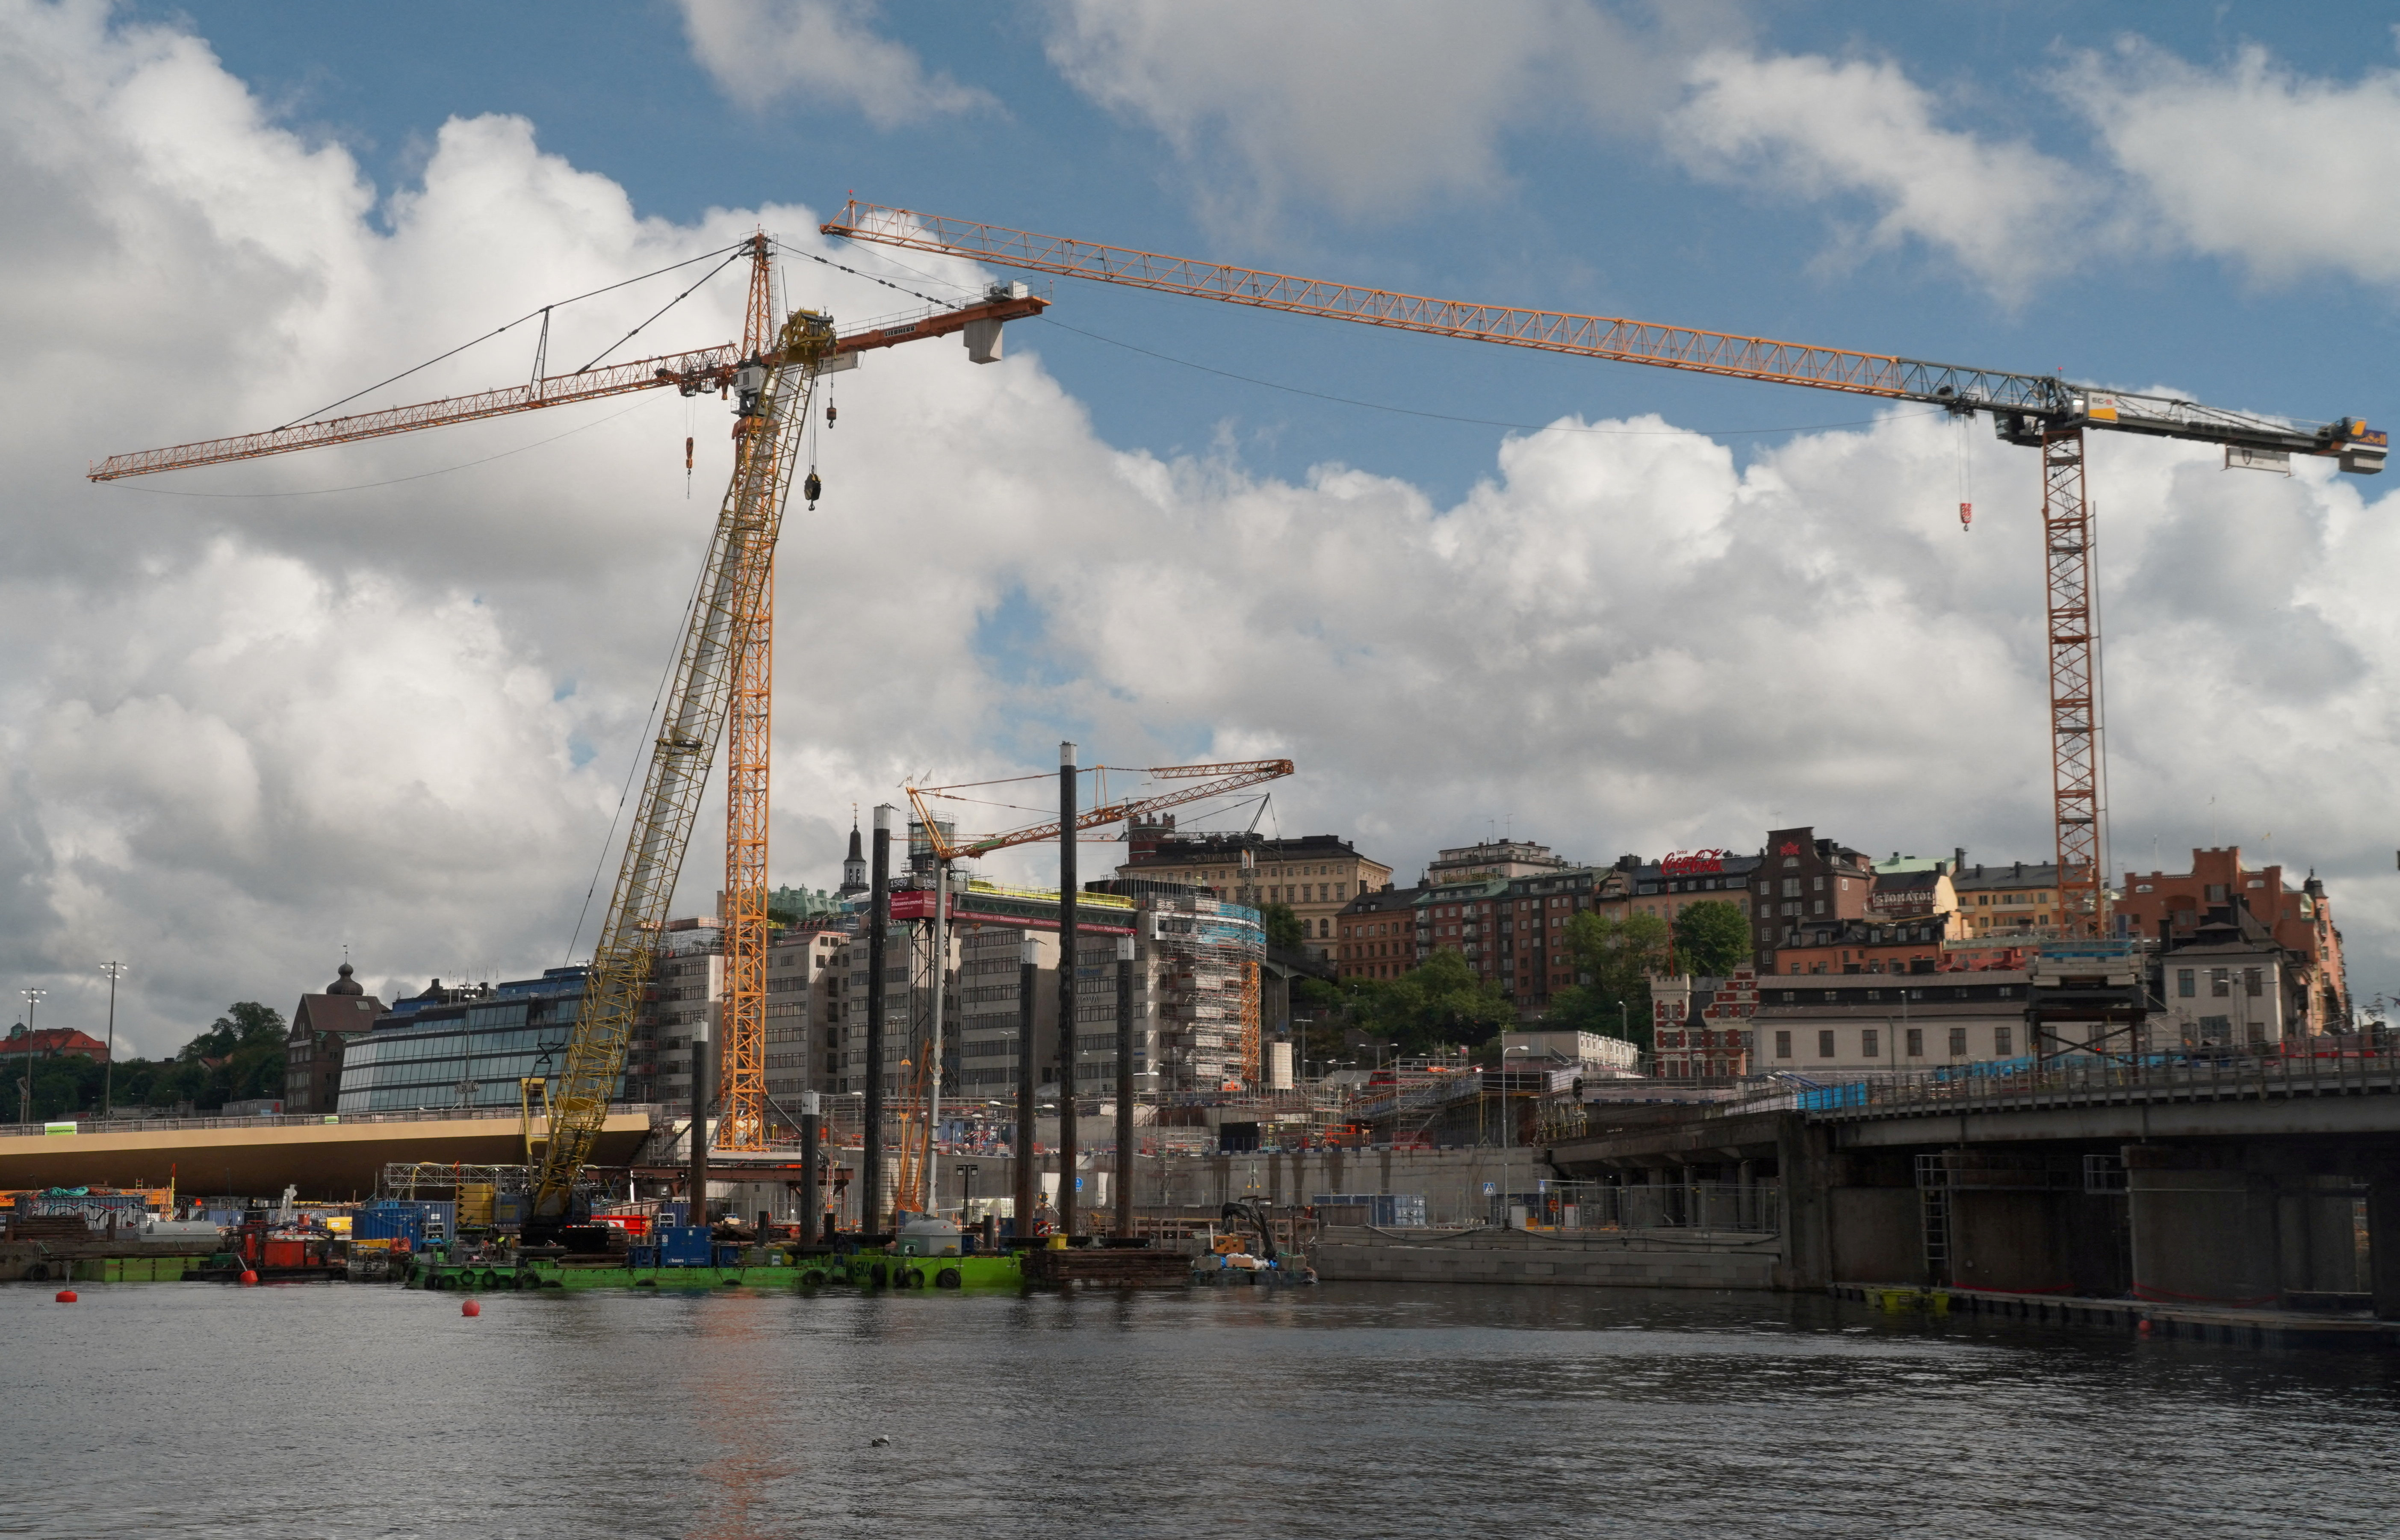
[1313,1225,1781,1290]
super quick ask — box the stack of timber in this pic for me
[1021,1243,1191,1288]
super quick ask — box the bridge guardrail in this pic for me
[0,1103,666,1141]
[1785,1049,2400,1122]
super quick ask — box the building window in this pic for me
[1995,1025,2013,1056]
[2177,968,2196,998]
[1860,1028,1880,1059]
[2244,967,2264,997]
[1816,1030,1835,1058]
[1774,1031,1792,1059]
[2210,968,2231,998]
[1948,1027,1968,1057]
[1905,1027,1924,1058]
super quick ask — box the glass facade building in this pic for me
[337,966,623,1113]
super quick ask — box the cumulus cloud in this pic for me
[1667,50,2096,302]
[674,0,994,124]
[1040,0,1726,231]
[7,1,2400,1060]
[2060,40,2400,289]
[1667,39,2400,302]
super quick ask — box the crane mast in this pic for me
[89,235,1049,1215]
[531,272,828,1221]
[826,199,2385,938]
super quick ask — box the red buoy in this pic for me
[54,1289,77,1303]
[239,1269,258,1286]
[461,1299,481,1318]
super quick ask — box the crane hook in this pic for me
[1959,501,1973,532]
[804,468,822,509]
[826,402,837,428]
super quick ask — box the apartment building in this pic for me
[2118,847,2348,1028]
[1751,826,1880,972]
[1119,820,1390,963]
[1952,861,2066,938]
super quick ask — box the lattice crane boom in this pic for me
[85,233,1049,1212]
[823,201,2385,473]
[87,290,1045,482]
[906,758,1295,862]
[830,198,2386,937]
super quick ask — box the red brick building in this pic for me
[283,962,388,1115]
[2116,847,2349,1030]
[1750,826,1879,972]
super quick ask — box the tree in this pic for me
[1672,900,1753,978]
[148,1002,289,1109]
[1553,912,1670,1051]
[1346,950,1517,1058]
[1260,901,1306,952]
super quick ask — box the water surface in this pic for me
[3,1281,2392,1538]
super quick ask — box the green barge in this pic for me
[402,1248,1031,1292]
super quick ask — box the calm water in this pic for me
[3,1280,2395,1539]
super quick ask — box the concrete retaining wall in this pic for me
[1313,1225,1781,1289]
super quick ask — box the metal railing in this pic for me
[1786,1048,2400,1122]
[0,1102,666,1141]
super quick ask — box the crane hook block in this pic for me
[1959,501,1972,532]
[685,436,694,471]
[826,402,837,427]
[804,469,823,509]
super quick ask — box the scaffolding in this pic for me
[1146,895,1266,1093]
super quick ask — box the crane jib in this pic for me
[821,201,2382,474]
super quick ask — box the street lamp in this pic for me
[100,962,126,1117]
[18,988,44,1125]
[1496,1041,1532,1227]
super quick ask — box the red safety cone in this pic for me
[54,1289,77,1303]
[461,1298,481,1318]
[239,1269,258,1286]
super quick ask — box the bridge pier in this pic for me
[2367,1177,2400,1320]
[2125,1146,2283,1308]
[1946,1186,2128,1297]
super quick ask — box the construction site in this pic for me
[33,191,2388,1309]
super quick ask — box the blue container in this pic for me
[354,1209,422,1242]
[357,1199,458,1242]
[655,1225,713,1267]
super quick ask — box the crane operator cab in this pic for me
[732,358,769,419]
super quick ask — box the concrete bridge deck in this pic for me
[0,1109,656,1199]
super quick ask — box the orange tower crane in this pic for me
[89,235,1045,1213]
[824,200,2387,938]
[887,757,1293,1217]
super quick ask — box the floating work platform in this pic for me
[1834,1281,2400,1349]
[805,1251,1027,1290]
[1023,1245,1193,1289]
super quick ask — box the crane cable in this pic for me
[275,240,752,430]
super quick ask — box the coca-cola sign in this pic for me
[1661,849,1727,877]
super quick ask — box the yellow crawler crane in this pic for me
[90,234,1048,1230]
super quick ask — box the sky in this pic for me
[6,0,2400,1056]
